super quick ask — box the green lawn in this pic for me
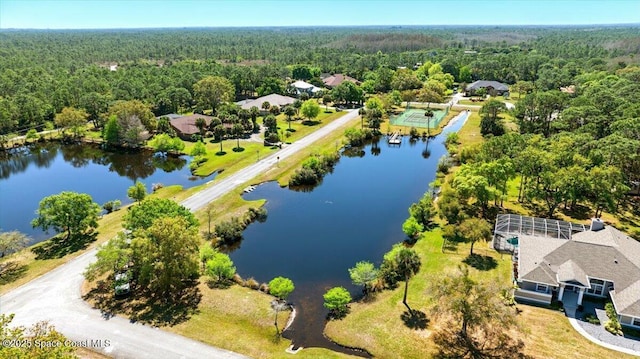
[167,284,356,359]
[325,230,511,358]
[265,109,344,144]
[186,139,278,178]
[458,95,513,106]
[457,111,484,149]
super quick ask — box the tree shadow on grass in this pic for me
[401,310,429,330]
[0,261,28,285]
[84,279,201,327]
[215,151,227,156]
[463,253,498,271]
[232,147,245,152]
[326,308,350,321]
[301,120,320,126]
[32,232,98,260]
[442,238,459,253]
[560,204,591,221]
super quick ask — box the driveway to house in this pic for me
[0,109,360,358]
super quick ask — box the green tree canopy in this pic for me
[149,134,185,153]
[458,218,493,255]
[84,231,132,281]
[0,314,76,359]
[402,216,423,239]
[127,181,147,203]
[269,276,295,301]
[323,286,352,317]
[205,251,236,284]
[431,266,525,358]
[54,106,88,138]
[349,261,378,295]
[199,244,216,270]
[380,244,421,314]
[109,99,156,133]
[190,140,207,157]
[32,191,100,240]
[300,100,321,122]
[132,216,200,298]
[193,76,235,113]
[123,198,198,231]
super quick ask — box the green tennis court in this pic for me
[389,108,447,129]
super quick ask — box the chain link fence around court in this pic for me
[389,106,448,129]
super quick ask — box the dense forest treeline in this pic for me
[0,25,639,135]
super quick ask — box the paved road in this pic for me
[0,109,360,358]
[182,109,360,211]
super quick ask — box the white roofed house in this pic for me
[290,80,322,96]
[236,93,296,111]
[494,214,640,327]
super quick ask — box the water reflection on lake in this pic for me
[0,142,213,242]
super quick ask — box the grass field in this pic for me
[458,95,514,106]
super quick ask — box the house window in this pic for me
[633,318,640,327]
[536,284,548,293]
[587,279,605,296]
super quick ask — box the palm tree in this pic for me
[238,108,250,121]
[195,117,207,136]
[396,248,421,315]
[261,101,271,113]
[213,125,225,153]
[249,106,260,123]
[323,93,332,111]
[368,108,383,133]
[284,105,296,130]
[424,109,434,137]
[232,123,243,150]
[358,108,367,129]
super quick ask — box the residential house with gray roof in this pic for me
[494,215,640,328]
[465,80,509,96]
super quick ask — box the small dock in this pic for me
[388,131,402,145]
[243,185,256,193]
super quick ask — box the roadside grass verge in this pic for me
[276,109,343,143]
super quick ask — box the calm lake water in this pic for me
[0,142,213,242]
[235,112,469,354]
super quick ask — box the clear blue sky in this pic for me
[1,0,638,29]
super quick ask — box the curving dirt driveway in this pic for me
[1,109,360,358]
